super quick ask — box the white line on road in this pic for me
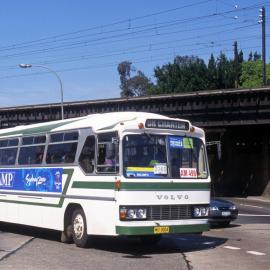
[239,214,270,217]
[240,203,263,209]
[223,246,241,250]
[246,251,266,256]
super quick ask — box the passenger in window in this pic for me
[79,143,95,173]
[104,144,115,166]
[63,154,74,163]
[81,155,93,173]
[35,146,44,164]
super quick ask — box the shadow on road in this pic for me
[0,222,227,257]
[210,223,241,229]
[91,234,227,257]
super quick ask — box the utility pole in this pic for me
[233,41,239,88]
[259,7,266,85]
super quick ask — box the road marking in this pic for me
[239,214,270,217]
[240,203,263,209]
[223,246,241,250]
[246,251,266,256]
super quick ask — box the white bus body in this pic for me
[0,112,210,247]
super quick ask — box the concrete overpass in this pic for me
[1,87,270,196]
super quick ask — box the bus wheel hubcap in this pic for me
[73,214,84,239]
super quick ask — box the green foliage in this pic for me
[152,56,209,94]
[117,49,268,97]
[117,61,152,97]
[240,60,270,88]
[216,53,234,89]
[207,54,217,90]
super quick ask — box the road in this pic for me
[0,197,269,270]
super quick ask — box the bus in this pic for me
[0,112,210,247]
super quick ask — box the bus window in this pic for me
[169,136,208,179]
[97,133,119,173]
[50,132,78,143]
[18,145,45,165]
[46,143,77,164]
[79,136,95,173]
[18,135,46,165]
[0,148,18,165]
[0,138,19,165]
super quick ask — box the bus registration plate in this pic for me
[154,226,170,234]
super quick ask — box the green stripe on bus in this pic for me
[72,181,210,190]
[0,168,74,207]
[116,224,209,235]
[97,117,137,131]
[0,119,80,137]
[72,181,115,189]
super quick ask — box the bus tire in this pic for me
[61,224,73,243]
[71,208,89,248]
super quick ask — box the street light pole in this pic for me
[19,64,64,120]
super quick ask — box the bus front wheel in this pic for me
[71,208,89,248]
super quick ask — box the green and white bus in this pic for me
[0,112,210,247]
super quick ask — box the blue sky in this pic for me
[0,0,268,107]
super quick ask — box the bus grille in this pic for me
[147,205,192,220]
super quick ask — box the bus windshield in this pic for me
[123,134,208,179]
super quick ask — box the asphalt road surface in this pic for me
[0,197,269,270]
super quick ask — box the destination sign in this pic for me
[145,119,189,131]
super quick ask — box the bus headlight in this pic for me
[120,207,147,220]
[193,206,209,217]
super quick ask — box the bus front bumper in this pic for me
[116,221,209,235]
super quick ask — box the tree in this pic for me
[207,54,217,89]
[248,52,253,61]
[117,61,132,97]
[126,71,151,97]
[153,55,209,94]
[253,51,261,61]
[247,51,261,61]
[240,60,270,88]
[232,41,244,88]
[117,61,152,97]
[216,53,234,89]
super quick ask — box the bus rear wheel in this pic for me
[71,208,89,248]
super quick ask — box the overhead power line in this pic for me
[0,1,267,54]
[0,20,260,59]
[0,0,214,51]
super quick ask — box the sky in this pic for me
[0,0,269,107]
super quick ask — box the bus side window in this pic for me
[79,136,95,173]
[97,132,119,173]
[0,148,18,165]
[18,145,45,165]
[46,143,77,164]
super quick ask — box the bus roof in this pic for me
[0,112,203,138]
